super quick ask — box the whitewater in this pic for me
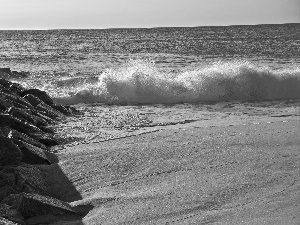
[17,59,299,105]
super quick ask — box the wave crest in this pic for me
[45,59,300,105]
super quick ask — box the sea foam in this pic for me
[41,60,300,105]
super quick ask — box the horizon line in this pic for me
[0,22,298,31]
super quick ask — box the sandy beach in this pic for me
[33,101,300,225]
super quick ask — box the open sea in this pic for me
[1,24,300,142]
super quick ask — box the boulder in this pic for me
[2,193,76,219]
[22,94,42,107]
[0,186,19,203]
[7,107,37,126]
[0,216,19,225]
[0,79,13,88]
[0,68,12,74]
[9,83,26,95]
[51,104,71,115]
[0,98,8,111]
[28,132,58,146]
[0,92,32,109]
[1,126,48,150]
[0,136,23,166]
[0,69,28,80]
[36,102,63,119]
[0,114,42,135]
[21,89,54,106]
[31,109,54,125]
[0,204,25,225]
[0,165,50,200]
[13,140,51,165]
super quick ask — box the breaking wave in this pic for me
[40,60,300,105]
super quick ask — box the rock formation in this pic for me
[0,76,82,224]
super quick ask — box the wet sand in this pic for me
[46,102,300,224]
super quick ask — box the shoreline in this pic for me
[1,70,300,224]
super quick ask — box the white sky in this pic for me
[0,0,299,30]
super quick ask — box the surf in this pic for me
[29,59,300,105]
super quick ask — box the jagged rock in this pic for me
[51,104,71,115]
[31,109,54,125]
[23,95,61,119]
[0,216,19,225]
[0,165,50,200]
[0,92,32,109]
[21,89,54,106]
[0,69,28,80]
[28,132,58,146]
[0,68,12,74]
[1,126,48,150]
[0,136,23,166]
[0,204,25,225]
[7,107,37,126]
[9,83,26,95]
[36,102,63,119]
[7,107,50,131]
[0,114,42,135]
[64,105,81,115]
[13,140,51,165]
[2,193,76,219]
[0,98,7,111]
[0,79,13,88]
[22,94,42,107]
[0,186,19,203]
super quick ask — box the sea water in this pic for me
[1,24,300,105]
[1,24,300,141]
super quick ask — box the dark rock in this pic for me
[0,114,42,135]
[2,193,76,219]
[0,136,23,166]
[1,126,48,150]
[0,79,13,88]
[28,132,58,146]
[0,69,28,80]
[0,68,12,74]
[31,109,54,125]
[13,140,51,165]
[9,83,26,95]
[0,216,19,225]
[36,102,63,120]
[0,98,8,111]
[11,71,28,79]
[21,89,54,106]
[0,92,32,109]
[7,107,37,126]
[23,95,62,119]
[7,107,50,131]
[51,104,71,115]
[0,204,25,225]
[0,186,19,203]
[65,105,81,115]
[0,164,50,200]
[23,94,42,107]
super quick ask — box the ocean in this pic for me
[1,24,300,142]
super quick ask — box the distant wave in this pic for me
[38,59,300,105]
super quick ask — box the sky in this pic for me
[0,0,299,30]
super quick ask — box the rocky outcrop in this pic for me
[2,193,76,219]
[0,77,82,224]
[0,68,28,79]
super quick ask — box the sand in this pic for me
[42,101,300,225]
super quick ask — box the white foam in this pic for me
[40,59,300,105]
